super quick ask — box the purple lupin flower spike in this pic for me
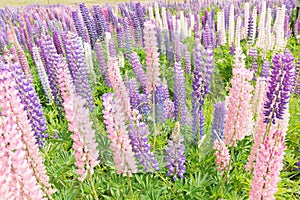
[9,62,48,147]
[202,23,212,49]
[156,25,163,54]
[108,35,117,58]
[174,32,182,62]
[40,34,63,107]
[174,61,190,126]
[116,26,125,49]
[79,3,97,48]
[166,122,186,181]
[154,84,166,123]
[264,49,296,124]
[136,2,145,45]
[53,31,64,55]
[192,44,214,144]
[131,52,147,93]
[294,58,300,95]
[261,60,270,78]
[71,11,87,43]
[126,79,141,111]
[95,41,111,87]
[129,11,142,47]
[129,110,159,173]
[123,17,133,57]
[63,33,95,111]
[211,102,226,143]
[93,5,105,40]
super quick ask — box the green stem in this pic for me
[127,174,133,198]
[89,170,98,200]
[152,88,157,150]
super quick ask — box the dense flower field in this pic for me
[0,0,300,199]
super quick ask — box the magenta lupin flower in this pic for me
[249,130,286,200]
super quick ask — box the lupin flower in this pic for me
[67,95,100,181]
[202,23,212,49]
[184,46,191,74]
[0,67,54,199]
[16,46,33,82]
[211,102,226,143]
[154,84,166,123]
[108,33,117,58]
[102,93,137,176]
[53,31,64,55]
[57,59,99,181]
[256,1,266,48]
[136,2,145,31]
[213,139,230,174]
[249,130,286,200]
[261,60,270,78]
[63,32,95,111]
[129,11,142,47]
[128,110,159,173]
[71,11,87,42]
[116,27,125,49]
[249,48,258,80]
[94,41,111,87]
[131,52,147,93]
[224,47,254,147]
[247,15,254,45]
[192,44,214,142]
[156,25,164,54]
[263,49,296,124]
[40,33,63,107]
[126,79,142,111]
[93,5,105,40]
[294,58,300,95]
[10,62,48,147]
[246,77,268,172]
[228,5,235,46]
[107,58,131,118]
[165,122,186,181]
[144,20,161,94]
[123,17,133,57]
[174,61,190,126]
[79,3,97,48]
[84,42,96,81]
[32,46,53,102]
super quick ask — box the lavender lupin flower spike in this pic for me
[165,122,186,181]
